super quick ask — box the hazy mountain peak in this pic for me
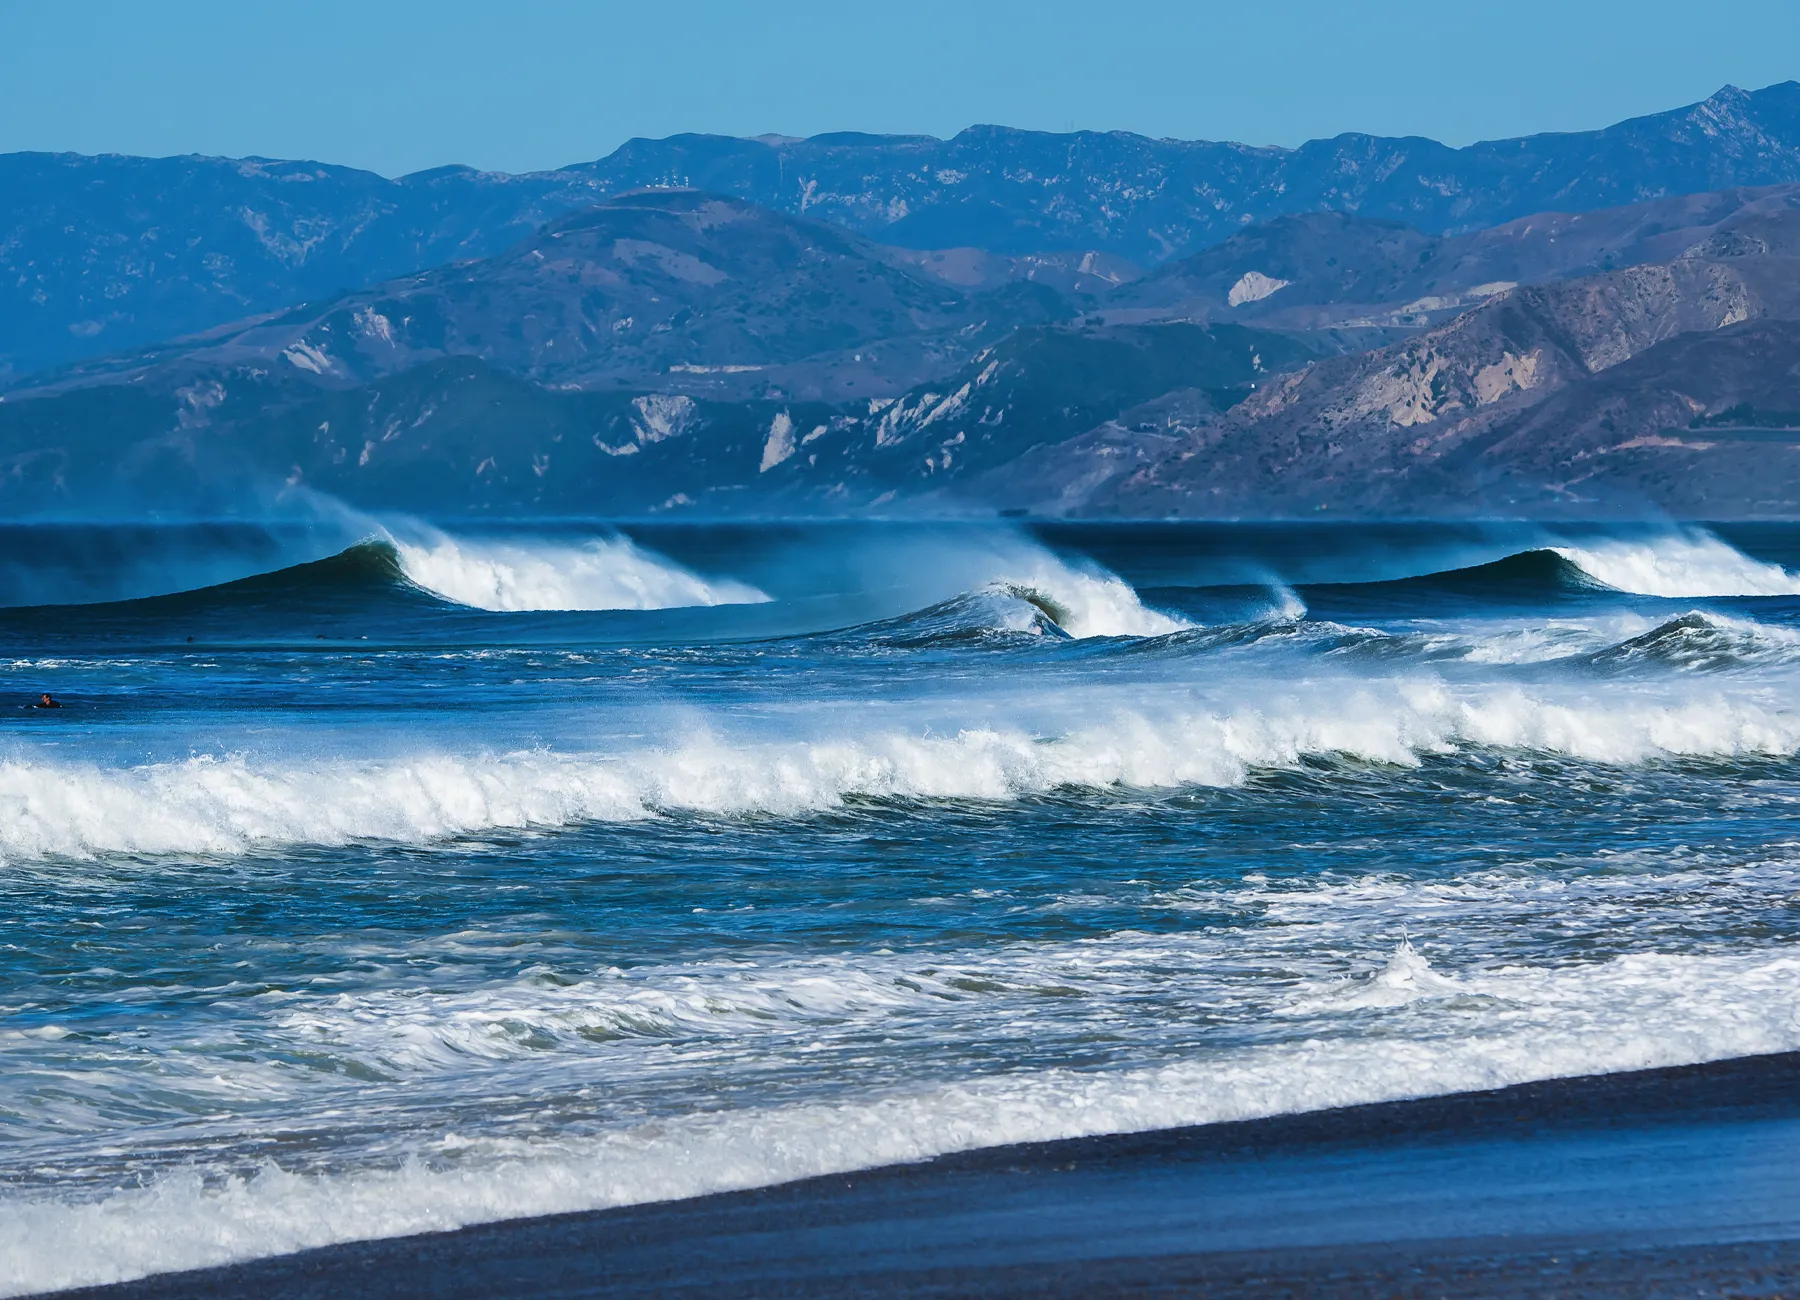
[9,82,1800,383]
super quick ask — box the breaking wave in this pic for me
[832,551,1190,645]
[386,530,768,612]
[983,558,1188,638]
[8,680,1800,861]
[1333,532,1800,603]
[8,532,769,618]
[1550,533,1800,598]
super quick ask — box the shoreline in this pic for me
[55,1049,1800,1298]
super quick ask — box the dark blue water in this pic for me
[7,518,1800,1292]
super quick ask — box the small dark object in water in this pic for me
[32,693,61,709]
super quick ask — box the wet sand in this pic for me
[59,1051,1800,1298]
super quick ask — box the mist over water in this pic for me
[384,528,771,612]
[8,519,1800,1292]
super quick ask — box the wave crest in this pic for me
[1550,533,1800,598]
[387,531,768,612]
[1583,611,1800,671]
[9,682,1800,861]
[984,562,1187,639]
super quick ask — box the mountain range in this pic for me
[6,82,1800,518]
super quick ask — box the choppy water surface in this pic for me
[7,518,1800,1292]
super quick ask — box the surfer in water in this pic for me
[32,693,62,709]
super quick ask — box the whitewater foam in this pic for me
[8,678,1800,861]
[387,530,768,612]
[1552,532,1800,598]
[986,558,1187,638]
[10,942,1800,1294]
[1289,938,1461,1011]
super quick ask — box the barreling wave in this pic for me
[9,680,1800,861]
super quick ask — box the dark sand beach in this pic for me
[59,1051,1800,1298]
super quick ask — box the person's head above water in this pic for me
[35,693,60,708]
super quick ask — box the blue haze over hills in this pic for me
[7,83,1800,517]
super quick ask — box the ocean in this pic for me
[7,517,1800,1293]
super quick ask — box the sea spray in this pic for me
[5,676,1800,860]
[12,518,1800,1297]
[1550,530,1800,598]
[386,530,768,611]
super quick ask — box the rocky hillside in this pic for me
[1100,183,1800,332]
[0,321,1321,516]
[5,82,1798,379]
[16,191,1084,404]
[970,245,1800,517]
[9,169,1800,519]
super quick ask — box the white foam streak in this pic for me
[6,681,1800,861]
[1553,532,1800,598]
[1289,938,1460,1011]
[389,531,768,611]
[0,753,650,859]
[11,944,1800,1294]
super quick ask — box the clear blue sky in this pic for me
[5,0,1797,177]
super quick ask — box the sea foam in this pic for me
[986,557,1187,638]
[1552,531,1800,598]
[388,530,768,611]
[4,678,1797,861]
[9,942,1800,1294]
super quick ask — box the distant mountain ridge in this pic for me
[10,189,1800,520]
[571,83,1800,258]
[19,191,1066,405]
[5,81,1800,379]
